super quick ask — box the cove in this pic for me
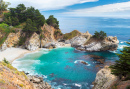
[12,47,118,89]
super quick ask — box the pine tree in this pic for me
[110,40,130,79]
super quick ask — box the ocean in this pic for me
[12,17,130,89]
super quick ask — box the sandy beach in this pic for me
[0,47,31,63]
[0,44,71,63]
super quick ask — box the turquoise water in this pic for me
[12,17,130,89]
[12,47,119,89]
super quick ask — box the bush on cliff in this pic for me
[110,41,130,79]
[93,31,107,40]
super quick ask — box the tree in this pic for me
[0,0,10,14]
[110,41,130,79]
[46,15,59,29]
[93,31,107,40]
[23,19,38,33]
[11,17,19,26]
[16,4,26,23]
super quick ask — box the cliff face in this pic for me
[1,30,21,51]
[25,32,40,51]
[93,66,118,89]
[40,24,63,47]
[0,24,63,51]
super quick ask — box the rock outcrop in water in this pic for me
[93,66,118,89]
[69,33,119,52]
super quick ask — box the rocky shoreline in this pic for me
[27,75,51,89]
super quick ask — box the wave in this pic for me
[75,83,82,87]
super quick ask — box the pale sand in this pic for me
[0,47,31,63]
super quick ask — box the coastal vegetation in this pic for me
[93,31,107,40]
[110,41,130,79]
[0,0,10,15]
[46,15,59,29]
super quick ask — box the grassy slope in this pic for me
[63,30,81,40]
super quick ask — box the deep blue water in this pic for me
[59,17,130,41]
[12,17,130,89]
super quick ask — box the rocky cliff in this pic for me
[93,66,118,89]
[25,32,40,51]
[0,30,21,51]
[0,24,63,51]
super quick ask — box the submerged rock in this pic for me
[84,55,105,64]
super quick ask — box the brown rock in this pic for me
[81,61,88,65]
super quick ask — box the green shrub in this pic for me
[126,85,130,89]
[3,58,9,64]
[93,31,107,40]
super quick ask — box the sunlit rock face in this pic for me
[93,66,118,89]
[70,33,119,52]
[25,32,40,51]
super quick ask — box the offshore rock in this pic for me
[75,36,119,52]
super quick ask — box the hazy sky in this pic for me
[4,0,130,18]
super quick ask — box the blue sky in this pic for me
[5,0,130,18]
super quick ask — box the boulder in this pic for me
[93,66,118,89]
[27,75,51,89]
[1,42,7,51]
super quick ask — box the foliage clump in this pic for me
[0,0,11,14]
[110,41,130,79]
[4,4,45,33]
[46,15,59,29]
[93,31,107,40]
